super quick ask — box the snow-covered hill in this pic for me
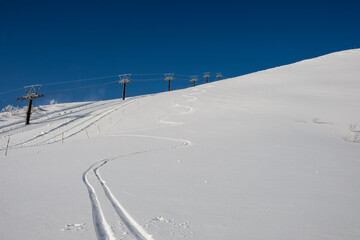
[1,49,360,240]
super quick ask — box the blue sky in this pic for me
[1,0,360,108]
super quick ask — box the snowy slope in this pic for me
[1,49,360,240]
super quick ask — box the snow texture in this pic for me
[1,49,360,240]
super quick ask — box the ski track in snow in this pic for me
[94,160,154,240]
[83,163,116,240]
[0,101,106,149]
[156,92,197,126]
[0,102,95,135]
[1,97,146,150]
[174,101,193,114]
[83,88,202,240]
[2,88,202,240]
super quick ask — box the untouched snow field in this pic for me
[1,49,360,240]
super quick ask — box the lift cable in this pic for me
[46,81,118,95]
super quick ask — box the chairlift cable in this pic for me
[46,81,118,95]
[0,87,25,96]
[41,74,119,86]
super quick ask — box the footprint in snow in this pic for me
[61,223,86,232]
[145,217,194,238]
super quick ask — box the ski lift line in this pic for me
[132,78,192,82]
[46,81,118,95]
[37,73,189,86]
[133,78,164,81]
[0,87,25,96]
[133,77,187,82]
[123,73,199,77]
[131,73,164,76]
[175,74,193,77]
[132,78,165,82]
[0,75,120,95]
[3,72,210,88]
[41,74,120,86]
[48,77,194,94]
[1,72,220,97]
[42,77,197,96]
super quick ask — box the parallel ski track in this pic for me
[83,162,116,240]
[33,98,139,146]
[0,101,106,148]
[0,102,96,135]
[1,96,146,150]
[83,88,202,240]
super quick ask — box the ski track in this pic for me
[1,97,146,150]
[1,89,201,239]
[0,101,110,144]
[0,101,105,148]
[0,102,95,135]
[155,94,196,126]
[2,88,203,240]
[94,161,154,240]
[174,101,193,114]
[26,101,126,147]
[83,162,117,240]
[35,99,137,146]
[83,89,202,240]
[85,135,191,240]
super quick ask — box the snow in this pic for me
[1,49,360,240]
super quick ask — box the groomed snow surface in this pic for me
[1,49,360,240]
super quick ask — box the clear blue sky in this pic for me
[1,0,359,108]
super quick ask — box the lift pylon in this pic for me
[17,84,45,125]
[164,73,175,91]
[203,72,211,83]
[117,74,132,100]
[189,75,199,87]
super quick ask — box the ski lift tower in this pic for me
[17,84,45,125]
[203,72,211,83]
[216,73,222,81]
[164,73,175,91]
[117,74,132,100]
[189,75,199,87]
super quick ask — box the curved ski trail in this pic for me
[83,163,116,240]
[83,88,204,240]
[95,161,154,240]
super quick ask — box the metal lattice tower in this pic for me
[216,73,222,80]
[189,75,199,87]
[17,84,45,125]
[117,74,132,100]
[117,73,132,84]
[164,73,175,91]
[203,72,211,83]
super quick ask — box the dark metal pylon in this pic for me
[17,84,45,125]
[117,74,132,100]
[164,73,175,91]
